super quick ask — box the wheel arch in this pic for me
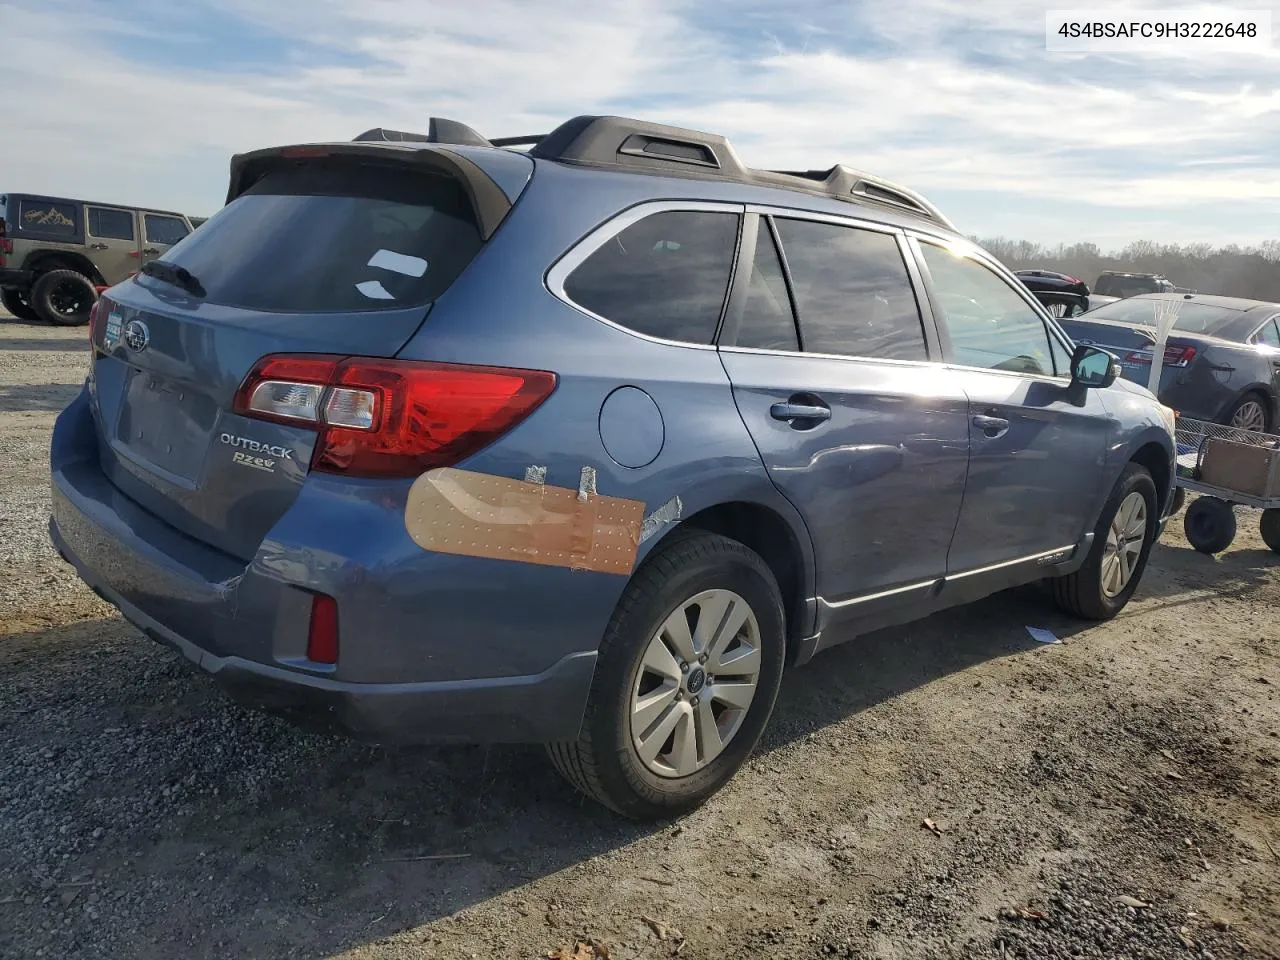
[642,498,817,660]
[21,250,106,286]
[1216,383,1274,428]
[1127,437,1174,516]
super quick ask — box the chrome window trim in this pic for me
[717,343,950,372]
[544,199,746,351]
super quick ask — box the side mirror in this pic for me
[1070,344,1118,388]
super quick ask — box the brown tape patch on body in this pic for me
[405,467,645,574]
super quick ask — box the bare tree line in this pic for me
[972,237,1280,302]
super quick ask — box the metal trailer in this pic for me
[1172,416,1280,555]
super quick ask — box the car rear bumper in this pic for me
[48,388,600,745]
[51,517,596,743]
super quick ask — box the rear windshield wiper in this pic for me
[139,260,206,298]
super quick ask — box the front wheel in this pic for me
[1051,463,1158,619]
[547,531,786,819]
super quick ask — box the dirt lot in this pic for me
[1,314,1277,960]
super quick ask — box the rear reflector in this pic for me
[307,593,339,664]
[1123,344,1198,368]
[234,355,557,478]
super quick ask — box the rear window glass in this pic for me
[1086,297,1240,334]
[563,210,739,344]
[137,162,483,313]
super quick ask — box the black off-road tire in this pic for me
[1,288,40,323]
[1184,497,1237,555]
[1051,462,1158,620]
[547,531,786,820]
[1258,509,1280,554]
[31,269,97,326]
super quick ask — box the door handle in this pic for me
[770,400,831,425]
[972,414,1010,438]
[89,242,108,250]
[142,247,160,256]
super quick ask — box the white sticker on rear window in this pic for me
[367,248,428,278]
[355,280,396,300]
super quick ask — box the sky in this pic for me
[2,0,1279,248]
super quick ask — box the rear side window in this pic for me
[138,161,484,313]
[773,219,927,361]
[734,224,799,351]
[88,207,135,241]
[1256,319,1280,348]
[144,214,189,246]
[17,198,78,238]
[563,210,739,344]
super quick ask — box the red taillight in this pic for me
[234,355,558,478]
[0,217,9,264]
[89,297,109,345]
[1123,344,1198,368]
[306,593,339,664]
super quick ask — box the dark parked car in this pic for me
[49,115,1177,818]
[1015,269,1090,317]
[1062,293,1280,431]
[1093,271,1188,299]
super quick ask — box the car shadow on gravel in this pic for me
[1129,541,1277,611]
[0,383,82,413]
[0,337,90,352]
[0,585,1082,959]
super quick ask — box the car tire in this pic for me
[1,288,40,323]
[1223,393,1271,433]
[1183,496,1236,554]
[547,530,786,820]
[31,269,97,326]
[1051,462,1158,620]
[1258,509,1280,554]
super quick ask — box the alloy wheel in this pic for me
[629,589,761,778]
[1230,399,1267,433]
[1101,491,1147,597]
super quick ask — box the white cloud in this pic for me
[1,0,1278,245]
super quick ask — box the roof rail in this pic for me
[351,114,955,228]
[530,115,749,178]
[768,165,954,230]
[353,118,492,147]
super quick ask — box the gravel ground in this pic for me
[1,313,1277,960]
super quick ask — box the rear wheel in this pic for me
[31,269,97,326]
[1225,393,1270,433]
[1051,463,1157,620]
[547,531,786,819]
[1184,496,1236,554]
[1,288,40,323]
[1259,509,1280,554]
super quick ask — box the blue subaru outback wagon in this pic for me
[49,115,1177,818]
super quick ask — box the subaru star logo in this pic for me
[123,319,150,352]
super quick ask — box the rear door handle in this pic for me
[771,400,831,425]
[142,247,160,255]
[88,242,108,250]
[972,414,1010,438]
